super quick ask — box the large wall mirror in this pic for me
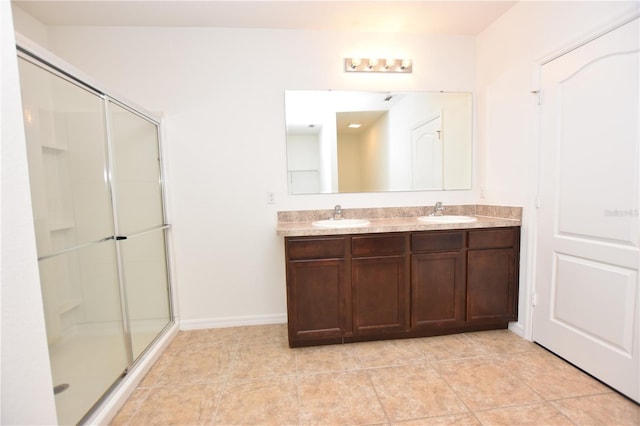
[285,90,472,194]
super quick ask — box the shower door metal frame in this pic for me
[103,96,175,371]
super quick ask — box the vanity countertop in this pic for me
[276,205,522,237]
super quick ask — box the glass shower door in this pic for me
[108,102,171,360]
[18,57,129,425]
[18,52,174,424]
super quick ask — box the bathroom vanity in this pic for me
[277,206,521,347]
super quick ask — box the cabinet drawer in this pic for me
[352,234,406,257]
[468,228,516,249]
[287,237,346,260]
[411,231,464,252]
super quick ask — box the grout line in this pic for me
[364,371,392,426]
[427,359,479,424]
[472,400,579,425]
[209,335,241,425]
[114,387,153,426]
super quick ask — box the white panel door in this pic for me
[411,114,443,190]
[534,18,639,402]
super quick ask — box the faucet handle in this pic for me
[333,205,342,220]
[431,201,444,216]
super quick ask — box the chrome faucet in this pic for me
[431,201,444,216]
[333,204,343,220]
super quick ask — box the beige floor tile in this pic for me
[295,343,362,374]
[299,370,387,425]
[127,383,222,425]
[110,388,151,426]
[368,363,468,422]
[433,357,542,410]
[465,329,537,355]
[235,323,289,345]
[415,333,488,361]
[551,393,640,426]
[112,326,640,426]
[214,376,299,425]
[228,341,297,380]
[354,338,428,368]
[392,412,480,425]
[156,344,234,386]
[474,402,574,425]
[138,350,175,388]
[498,349,610,400]
[170,327,240,350]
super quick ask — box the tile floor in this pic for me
[111,324,640,425]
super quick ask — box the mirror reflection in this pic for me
[285,90,472,194]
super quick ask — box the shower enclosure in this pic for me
[17,49,173,424]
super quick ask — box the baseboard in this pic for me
[180,313,288,330]
[508,321,526,339]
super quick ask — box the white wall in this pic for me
[6,2,638,423]
[1,2,58,423]
[476,0,640,337]
[21,25,477,328]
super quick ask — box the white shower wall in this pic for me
[20,59,121,340]
[21,77,142,341]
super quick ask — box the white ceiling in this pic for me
[13,1,517,35]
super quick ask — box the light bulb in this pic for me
[401,59,412,69]
[350,58,361,69]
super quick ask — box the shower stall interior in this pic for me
[17,48,174,424]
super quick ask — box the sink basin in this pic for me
[312,218,371,228]
[417,215,477,224]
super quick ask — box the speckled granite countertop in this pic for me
[277,205,522,237]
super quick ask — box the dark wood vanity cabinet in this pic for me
[285,227,520,347]
[285,237,350,345]
[351,234,410,336]
[466,228,520,324]
[411,231,466,330]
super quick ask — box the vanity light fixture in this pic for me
[344,57,412,73]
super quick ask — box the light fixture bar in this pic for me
[345,58,412,73]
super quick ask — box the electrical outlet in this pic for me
[266,192,276,204]
[479,186,486,198]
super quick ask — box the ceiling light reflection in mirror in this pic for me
[284,90,472,194]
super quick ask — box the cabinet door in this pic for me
[352,256,409,335]
[411,251,466,329]
[467,248,518,323]
[287,259,349,344]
